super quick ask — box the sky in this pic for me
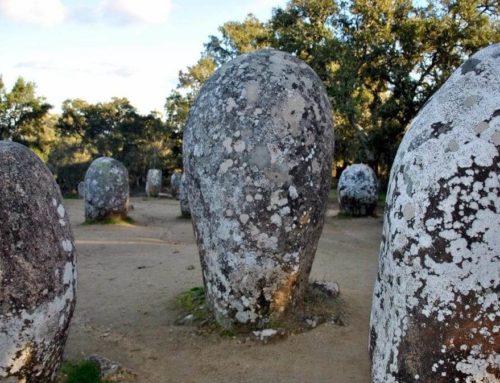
[0,0,288,115]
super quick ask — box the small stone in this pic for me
[310,280,340,299]
[145,168,162,197]
[338,164,378,216]
[305,318,318,328]
[186,265,195,270]
[252,328,285,343]
[84,157,129,221]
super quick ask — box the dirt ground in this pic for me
[63,196,383,383]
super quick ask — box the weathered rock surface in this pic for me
[184,49,334,329]
[0,141,77,382]
[145,169,162,197]
[170,173,182,199]
[179,174,191,218]
[369,44,500,382]
[338,164,378,216]
[84,157,129,221]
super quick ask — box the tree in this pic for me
[0,76,55,158]
[167,0,499,186]
[53,97,170,192]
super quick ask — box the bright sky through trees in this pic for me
[0,0,287,114]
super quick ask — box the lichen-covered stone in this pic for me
[179,174,191,218]
[184,49,334,329]
[170,172,182,199]
[78,181,85,199]
[145,169,162,197]
[337,164,378,216]
[369,44,500,382]
[0,141,77,382]
[84,157,129,221]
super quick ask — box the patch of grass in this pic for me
[176,286,207,320]
[334,211,353,219]
[174,287,238,336]
[302,284,346,326]
[174,283,346,340]
[60,360,110,383]
[63,193,80,200]
[378,191,387,206]
[83,215,134,225]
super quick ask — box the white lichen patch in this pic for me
[370,44,500,382]
[57,204,65,218]
[219,159,234,173]
[0,281,75,378]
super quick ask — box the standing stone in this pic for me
[370,44,500,382]
[78,181,85,198]
[337,163,378,216]
[145,169,162,197]
[184,49,334,329]
[179,174,191,218]
[0,141,77,382]
[84,157,129,221]
[170,172,182,199]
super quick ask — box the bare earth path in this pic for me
[63,197,383,383]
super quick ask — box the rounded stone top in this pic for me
[184,49,334,168]
[86,156,128,177]
[0,141,76,313]
[338,164,378,204]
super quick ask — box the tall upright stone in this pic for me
[370,44,500,382]
[179,174,191,218]
[84,157,129,221]
[78,181,85,199]
[184,49,334,329]
[170,172,182,199]
[337,163,378,216]
[145,168,162,197]
[0,141,77,382]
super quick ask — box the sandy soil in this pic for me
[63,197,383,383]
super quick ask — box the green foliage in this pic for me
[61,360,109,383]
[0,76,55,159]
[169,0,500,186]
[52,97,171,193]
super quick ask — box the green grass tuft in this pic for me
[61,360,110,383]
[176,286,207,320]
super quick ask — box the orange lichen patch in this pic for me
[298,212,310,226]
[271,272,299,315]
